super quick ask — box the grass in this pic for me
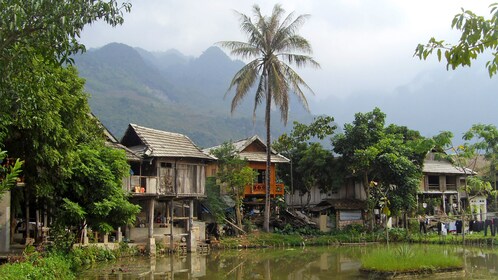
[361,245,463,273]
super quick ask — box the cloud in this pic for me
[80,0,496,100]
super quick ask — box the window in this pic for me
[428,175,440,190]
[160,162,173,168]
[257,169,266,184]
[446,176,457,190]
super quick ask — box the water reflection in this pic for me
[77,245,498,279]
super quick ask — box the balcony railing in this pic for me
[124,175,158,194]
[427,184,441,191]
[244,183,285,197]
[446,183,457,191]
[123,175,205,196]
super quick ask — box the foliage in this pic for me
[56,143,140,234]
[0,0,137,241]
[210,142,256,231]
[332,108,433,222]
[274,223,322,236]
[415,3,498,77]
[273,116,340,207]
[220,4,319,232]
[0,149,23,198]
[432,125,498,210]
[50,226,78,254]
[0,0,131,70]
[69,246,116,269]
[204,177,229,223]
[0,254,75,280]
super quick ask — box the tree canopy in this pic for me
[332,108,433,220]
[415,3,498,77]
[0,0,137,241]
[273,116,341,208]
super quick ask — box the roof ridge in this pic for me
[131,123,187,138]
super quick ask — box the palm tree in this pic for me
[219,4,319,232]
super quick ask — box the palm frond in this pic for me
[217,41,259,59]
[226,60,261,113]
[252,75,266,122]
[278,53,320,68]
[278,35,314,54]
[268,61,290,123]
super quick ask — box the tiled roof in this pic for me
[126,124,214,160]
[203,135,289,163]
[423,160,474,175]
[105,142,141,161]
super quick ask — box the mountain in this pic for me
[310,62,498,144]
[74,43,313,147]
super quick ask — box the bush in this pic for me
[70,246,116,269]
[0,254,75,280]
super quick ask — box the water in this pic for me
[76,244,498,279]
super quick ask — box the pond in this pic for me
[76,244,498,279]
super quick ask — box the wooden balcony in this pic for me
[125,175,158,195]
[244,183,285,197]
[123,175,205,197]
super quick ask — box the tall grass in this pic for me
[361,245,463,272]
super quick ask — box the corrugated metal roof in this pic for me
[423,160,474,175]
[203,135,289,163]
[126,124,214,160]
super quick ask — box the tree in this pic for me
[220,4,319,232]
[210,142,257,234]
[273,116,340,209]
[333,108,432,228]
[56,143,140,237]
[415,3,498,77]
[0,0,133,242]
[463,124,498,194]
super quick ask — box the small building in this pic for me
[204,135,289,209]
[419,153,474,215]
[120,124,215,253]
[311,199,367,231]
[309,179,367,231]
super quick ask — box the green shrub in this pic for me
[69,246,116,269]
[0,255,75,280]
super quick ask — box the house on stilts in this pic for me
[120,124,215,253]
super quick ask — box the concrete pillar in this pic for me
[116,227,122,242]
[103,233,109,244]
[82,223,89,245]
[147,198,156,256]
[0,191,11,252]
[188,199,196,252]
[148,198,155,238]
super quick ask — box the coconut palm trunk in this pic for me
[264,71,272,231]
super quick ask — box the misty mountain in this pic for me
[310,62,498,143]
[74,43,313,147]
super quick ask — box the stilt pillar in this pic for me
[147,198,156,256]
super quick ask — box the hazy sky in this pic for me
[80,1,498,139]
[81,0,494,99]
